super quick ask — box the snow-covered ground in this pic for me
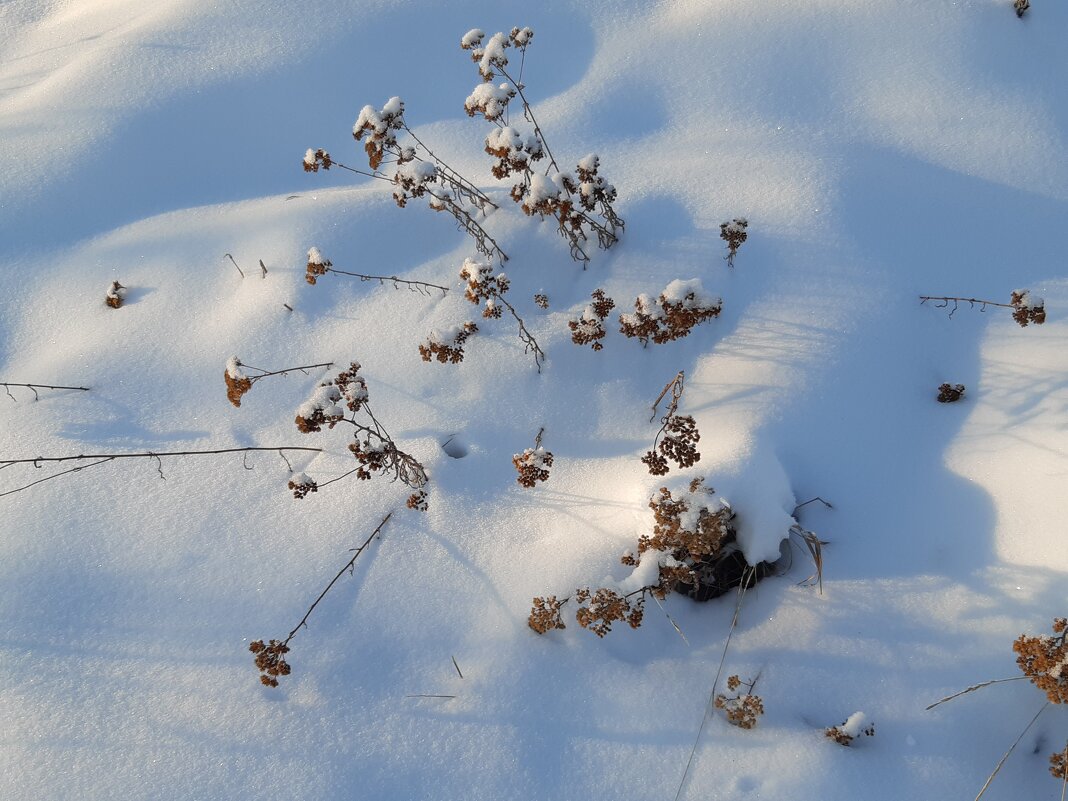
[2,1,1066,799]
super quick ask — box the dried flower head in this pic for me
[306,246,331,285]
[224,357,253,407]
[249,639,291,687]
[1015,0,1029,18]
[1013,617,1068,704]
[1010,289,1046,327]
[937,383,966,403]
[287,472,318,499]
[720,218,748,268]
[352,96,405,170]
[575,587,633,637]
[460,257,510,315]
[714,676,764,729]
[392,161,438,208]
[406,490,429,511]
[620,280,722,346]
[534,293,549,309]
[419,321,479,364]
[295,383,345,433]
[825,713,875,746]
[303,148,333,173]
[529,595,567,634]
[569,289,615,351]
[1050,743,1068,781]
[640,486,732,563]
[513,446,554,488]
[105,280,126,309]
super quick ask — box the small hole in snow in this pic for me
[442,435,468,459]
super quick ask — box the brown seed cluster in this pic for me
[715,676,764,729]
[461,27,532,82]
[392,161,438,208]
[224,358,253,407]
[302,148,333,172]
[295,384,345,433]
[419,321,479,364]
[287,473,318,500]
[461,258,510,317]
[249,639,291,687]
[643,414,701,476]
[1050,743,1068,780]
[352,96,405,170]
[105,280,126,309]
[406,490,429,511]
[349,435,389,480]
[513,446,554,487]
[534,293,549,309]
[1013,617,1068,704]
[825,717,875,746]
[528,595,567,634]
[1015,0,1029,18]
[639,484,731,564]
[720,218,748,268]
[305,246,332,285]
[485,127,544,179]
[574,587,644,637]
[569,289,615,351]
[937,383,965,403]
[1010,289,1046,327]
[620,283,723,346]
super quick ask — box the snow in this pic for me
[2,2,1068,801]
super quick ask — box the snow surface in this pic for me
[2,2,1067,801]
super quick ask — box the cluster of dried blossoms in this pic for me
[1013,617,1068,704]
[287,472,318,499]
[1010,289,1046,327]
[406,490,429,511]
[714,675,765,729]
[825,713,875,746]
[643,372,701,476]
[568,289,615,351]
[249,639,291,687]
[307,96,506,264]
[937,383,965,403]
[513,428,553,487]
[305,246,331,285]
[293,361,428,494]
[1015,0,1029,18]
[620,279,723,346]
[419,322,479,364]
[456,257,545,370]
[720,218,748,268]
[1051,743,1068,781]
[528,479,740,637]
[533,292,549,309]
[224,356,336,408]
[461,27,623,266]
[105,280,126,309]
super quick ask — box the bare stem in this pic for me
[242,362,334,382]
[495,293,545,372]
[499,65,559,173]
[919,295,1014,319]
[974,702,1048,800]
[320,267,450,296]
[1,446,323,468]
[2,382,90,402]
[283,512,392,645]
[925,676,1028,711]
[224,253,245,278]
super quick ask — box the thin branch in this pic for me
[224,253,245,278]
[792,496,834,516]
[452,655,464,679]
[925,676,1028,711]
[317,266,450,297]
[1,446,323,468]
[651,371,685,423]
[242,362,334,381]
[974,702,1048,800]
[674,565,752,801]
[499,65,559,173]
[0,457,116,499]
[495,292,545,372]
[919,295,1013,319]
[283,512,392,645]
[405,694,457,699]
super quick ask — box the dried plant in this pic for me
[920,290,1046,327]
[1015,0,1029,18]
[406,490,429,511]
[0,446,323,500]
[937,383,966,403]
[292,362,428,490]
[719,218,748,268]
[2,382,90,402]
[1050,743,1067,781]
[513,427,553,487]
[306,97,508,264]
[714,675,765,729]
[304,246,449,296]
[419,321,479,364]
[105,280,126,309]
[533,293,549,309]
[528,595,568,634]
[459,257,545,371]
[287,472,318,499]
[251,512,392,686]
[642,371,700,475]
[568,289,615,351]
[620,279,722,347]
[825,713,875,746]
[224,357,334,408]
[462,27,623,266]
[926,617,1068,800]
